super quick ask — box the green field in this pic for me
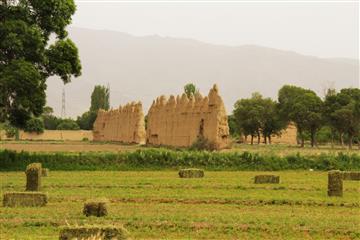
[1,171,359,239]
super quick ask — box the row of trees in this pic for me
[231,85,360,149]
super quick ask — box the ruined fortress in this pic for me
[93,102,146,144]
[92,85,230,149]
[146,84,230,149]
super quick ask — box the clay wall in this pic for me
[146,85,230,149]
[92,102,146,144]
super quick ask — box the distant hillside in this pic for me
[46,27,359,117]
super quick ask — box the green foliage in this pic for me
[190,136,217,151]
[43,115,61,130]
[3,122,17,138]
[24,118,44,133]
[56,119,80,130]
[0,148,359,171]
[278,85,323,147]
[184,83,198,98]
[233,92,286,144]
[76,111,97,130]
[0,0,81,128]
[324,88,360,149]
[90,85,110,112]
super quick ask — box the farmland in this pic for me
[1,171,360,239]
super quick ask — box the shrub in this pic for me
[190,136,217,151]
[56,119,80,130]
[24,118,44,134]
[0,149,359,172]
[3,123,17,138]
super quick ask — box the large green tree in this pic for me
[234,92,285,145]
[0,0,81,128]
[324,88,360,149]
[90,85,110,112]
[278,85,323,147]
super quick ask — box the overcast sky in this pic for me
[71,1,359,59]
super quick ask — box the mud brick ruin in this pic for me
[93,102,146,144]
[146,84,230,149]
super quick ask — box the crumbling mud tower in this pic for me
[93,102,146,144]
[146,84,230,149]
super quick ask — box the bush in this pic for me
[190,136,217,151]
[3,123,17,138]
[56,119,80,130]
[0,148,359,172]
[24,118,44,134]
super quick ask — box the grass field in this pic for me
[1,171,359,239]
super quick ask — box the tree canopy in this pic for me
[0,0,81,128]
[90,85,110,112]
[184,83,198,98]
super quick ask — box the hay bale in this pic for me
[41,168,49,177]
[178,168,204,178]
[83,199,108,217]
[328,170,343,197]
[59,226,130,240]
[342,171,360,181]
[3,192,47,207]
[25,163,42,191]
[254,175,280,184]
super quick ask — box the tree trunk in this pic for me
[349,134,353,149]
[310,130,315,148]
[264,135,267,144]
[268,136,272,144]
[251,135,254,145]
[340,132,344,147]
[257,132,261,144]
[330,131,334,149]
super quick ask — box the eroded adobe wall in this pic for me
[146,85,230,149]
[93,102,146,144]
[271,123,298,145]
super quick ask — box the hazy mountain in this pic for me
[46,27,359,117]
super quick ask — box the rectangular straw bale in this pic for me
[41,168,49,177]
[59,226,130,240]
[178,168,204,178]
[328,170,343,197]
[25,163,42,191]
[83,199,108,217]
[254,175,280,184]
[3,192,47,207]
[342,171,360,181]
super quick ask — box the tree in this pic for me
[76,111,97,130]
[184,83,198,98]
[90,85,110,112]
[0,0,81,128]
[324,88,360,149]
[278,85,323,147]
[233,95,262,145]
[24,118,44,134]
[56,119,80,130]
[234,93,286,145]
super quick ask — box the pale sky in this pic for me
[72,0,359,59]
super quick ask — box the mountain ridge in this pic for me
[46,27,359,117]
